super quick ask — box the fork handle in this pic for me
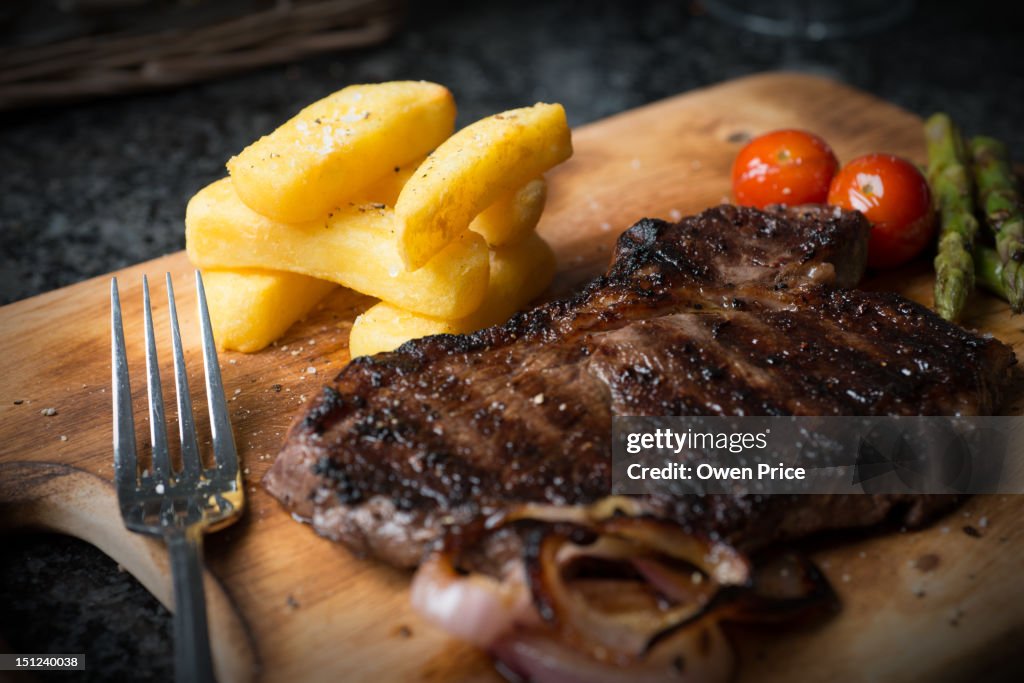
[167,526,217,683]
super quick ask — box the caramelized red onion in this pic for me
[520,522,747,662]
[732,551,837,622]
[410,552,534,649]
[410,512,833,683]
[493,623,735,683]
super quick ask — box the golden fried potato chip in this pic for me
[202,269,336,353]
[228,82,455,223]
[349,232,556,356]
[469,178,547,247]
[395,103,571,269]
[186,178,488,318]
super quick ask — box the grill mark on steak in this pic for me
[264,204,1017,568]
[588,317,789,415]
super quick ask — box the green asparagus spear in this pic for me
[926,113,979,322]
[974,245,1009,302]
[970,136,1024,313]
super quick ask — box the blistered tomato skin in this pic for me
[827,154,936,269]
[731,129,839,208]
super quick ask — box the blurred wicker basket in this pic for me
[0,0,405,111]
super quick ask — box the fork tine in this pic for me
[111,278,138,492]
[195,271,238,475]
[166,273,201,481]
[143,275,172,482]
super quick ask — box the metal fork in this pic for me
[111,271,243,683]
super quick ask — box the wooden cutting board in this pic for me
[0,72,1021,683]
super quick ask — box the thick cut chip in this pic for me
[349,232,556,356]
[395,103,571,269]
[359,158,421,206]
[469,178,547,247]
[192,160,420,353]
[186,178,488,318]
[227,82,455,223]
[366,170,545,245]
[202,269,336,353]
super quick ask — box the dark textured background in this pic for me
[1,0,1022,681]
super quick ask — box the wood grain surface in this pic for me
[0,72,1021,683]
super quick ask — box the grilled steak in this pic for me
[264,205,1017,568]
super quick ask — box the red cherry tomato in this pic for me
[731,129,839,208]
[827,154,935,269]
